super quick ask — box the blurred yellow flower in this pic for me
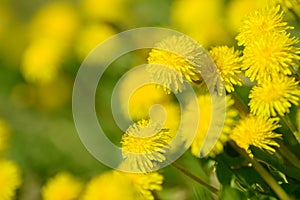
[29,2,78,42]
[80,0,128,23]
[171,0,231,47]
[75,23,116,60]
[236,5,293,46]
[249,75,300,117]
[231,116,281,157]
[0,119,10,154]
[190,94,238,158]
[0,159,22,200]
[242,32,300,83]
[21,38,64,84]
[82,170,163,200]
[42,172,83,200]
[147,35,203,94]
[121,119,171,172]
[209,46,243,92]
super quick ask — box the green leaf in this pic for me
[219,186,246,200]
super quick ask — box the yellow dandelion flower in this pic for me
[190,94,238,158]
[29,2,78,42]
[0,159,22,200]
[21,38,65,84]
[0,119,10,154]
[42,172,83,200]
[147,35,204,94]
[236,5,293,46]
[209,46,243,92]
[249,75,300,117]
[82,170,163,200]
[121,119,171,172]
[231,116,281,156]
[81,171,136,200]
[242,32,300,83]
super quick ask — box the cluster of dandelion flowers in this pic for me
[147,35,205,94]
[242,32,300,82]
[0,119,10,154]
[0,159,22,200]
[121,119,171,172]
[236,5,293,46]
[209,46,243,92]
[231,116,282,157]
[190,94,237,158]
[82,170,163,200]
[249,75,300,117]
[42,172,83,200]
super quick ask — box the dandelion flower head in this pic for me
[236,5,293,46]
[147,35,204,94]
[0,159,22,200]
[209,46,243,92]
[242,32,300,82]
[190,94,237,157]
[42,172,83,200]
[249,75,300,117]
[121,119,171,172]
[231,116,282,157]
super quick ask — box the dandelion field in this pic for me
[1,0,300,200]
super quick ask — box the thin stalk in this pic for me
[231,92,248,117]
[171,161,219,195]
[276,139,300,169]
[281,115,300,144]
[230,141,291,200]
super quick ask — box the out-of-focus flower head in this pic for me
[42,172,83,200]
[209,46,243,92]
[231,116,282,157]
[171,0,231,47]
[81,170,163,200]
[80,0,129,24]
[21,38,65,84]
[249,75,300,117]
[0,119,10,154]
[75,23,116,60]
[190,94,238,158]
[0,159,22,200]
[29,2,78,42]
[121,119,171,172]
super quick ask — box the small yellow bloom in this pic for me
[209,46,243,92]
[0,159,22,200]
[121,119,171,172]
[147,35,204,94]
[249,75,300,117]
[42,172,83,200]
[0,119,10,154]
[231,116,281,156]
[236,5,293,46]
[242,32,300,83]
[190,94,238,157]
[81,170,163,200]
[21,38,65,84]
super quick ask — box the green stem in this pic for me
[281,115,300,144]
[171,161,219,195]
[230,141,291,200]
[276,139,300,169]
[288,7,300,25]
[231,92,248,117]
